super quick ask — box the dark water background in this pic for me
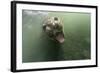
[22,10,91,63]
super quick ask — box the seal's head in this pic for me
[43,17,64,43]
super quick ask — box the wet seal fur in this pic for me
[43,17,65,43]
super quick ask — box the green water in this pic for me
[22,10,91,63]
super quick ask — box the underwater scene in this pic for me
[22,10,91,63]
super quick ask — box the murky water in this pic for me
[22,10,91,63]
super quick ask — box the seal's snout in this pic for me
[56,33,64,43]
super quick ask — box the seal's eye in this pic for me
[54,17,58,21]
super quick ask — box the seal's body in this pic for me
[43,17,64,43]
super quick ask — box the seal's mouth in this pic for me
[55,33,64,43]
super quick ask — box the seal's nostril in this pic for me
[54,17,58,21]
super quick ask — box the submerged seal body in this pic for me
[43,17,64,43]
